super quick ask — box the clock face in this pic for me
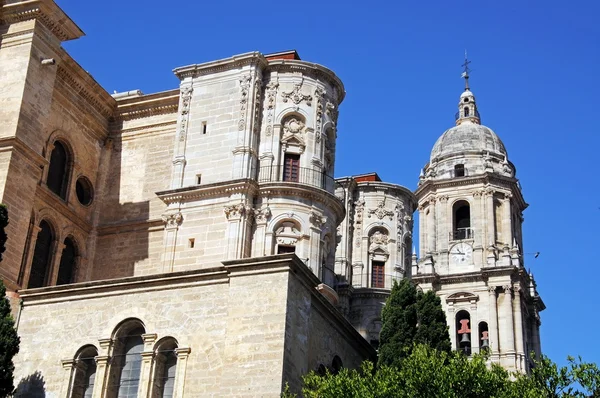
[450,243,473,265]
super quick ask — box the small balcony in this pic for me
[455,109,481,120]
[450,227,474,241]
[258,165,336,193]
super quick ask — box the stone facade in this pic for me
[0,1,544,396]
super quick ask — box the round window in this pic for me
[75,177,94,206]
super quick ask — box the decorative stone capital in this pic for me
[502,285,513,295]
[162,211,183,229]
[253,206,272,224]
[175,347,191,359]
[224,203,252,220]
[309,210,327,229]
[488,285,497,294]
[61,359,76,370]
[437,194,449,203]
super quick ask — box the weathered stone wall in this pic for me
[13,255,374,397]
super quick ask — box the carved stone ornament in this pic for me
[238,74,252,131]
[162,211,183,228]
[369,231,390,254]
[309,211,327,229]
[265,80,279,136]
[275,221,302,246]
[488,286,497,294]
[283,118,305,135]
[368,200,395,220]
[502,285,513,294]
[370,231,389,245]
[252,77,263,133]
[281,81,313,106]
[223,203,251,220]
[354,199,365,247]
[253,206,272,223]
[326,101,338,123]
[178,86,193,142]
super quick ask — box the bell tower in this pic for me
[412,57,545,373]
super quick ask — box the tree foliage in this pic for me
[0,205,20,396]
[287,345,600,398]
[0,204,7,262]
[0,279,20,397]
[378,279,450,367]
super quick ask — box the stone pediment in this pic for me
[446,291,479,304]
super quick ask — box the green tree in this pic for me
[293,346,600,398]
[0,204,7,262]
[379,279,450,367]
[414,290,451,353]
[0,205,20,396]
[378,279,418,367]
[0,279,20,397]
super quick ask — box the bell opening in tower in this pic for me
[456,310,472,356]
[452,201,472,240]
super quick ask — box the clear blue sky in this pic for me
[57,0,599,366]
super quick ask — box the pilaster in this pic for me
[138,333,158,398]
[171,84,193,189]
[513,285,525,371]
[488,286,500,359]
[174,348,191,398]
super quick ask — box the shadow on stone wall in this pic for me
[14,371,46,398]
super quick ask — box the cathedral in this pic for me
[0,1,544,397]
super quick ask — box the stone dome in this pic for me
[430,122,507,161]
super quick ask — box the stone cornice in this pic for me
[173,52,269,80]
[413,265,518,286]
[351,288,391,300]
[18,266,230,304]
[0,136,46,169]
[113,90,180,122]
[56,58,116,121]
[353,181,417,211]
[415,173,528,211]
[267,60,346,104]
[259,182,346,222]
[156,179,259,205]
[0,0,84,42]
[96,219,164,236]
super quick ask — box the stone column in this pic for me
[60,359,76,398]
[174,348,191,398]
[473,190,484,265]
[501,285,516,369]
[161,211,183,273]
[418,206,426,258]
[251,206,271,257]
[436,195,449,254]
[138,333,157,398]
[92,338,113,398]
[513,285,525,371]
[224,204,252,261]
[485,189,495,246]
[171,84,193,189]
[427,199,436,254]
[447,305,456,351]
[532,318,542,357]
[18,224,40,286]
[488,286,500,358]
[469,299,479,354]
[233,73,262,179]
[48,241,66,286]
[502,193,513,246]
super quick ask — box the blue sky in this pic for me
[57,0,599,366]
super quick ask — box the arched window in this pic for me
[331,356,343,375]
[479,322,489,353]
[368,228,389,288]
[28,220,55,288]
[453,201,471,240]
[153,338,178,398]
[47,141,70,199]
[456,310,471,355]
[57,237,77,285]
[464,106,470,117]
[109,323,145,398]
[454,164,465,177]
[274,220,302,255]
[71,346,98,398]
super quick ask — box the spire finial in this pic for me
[461,50,471,91]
